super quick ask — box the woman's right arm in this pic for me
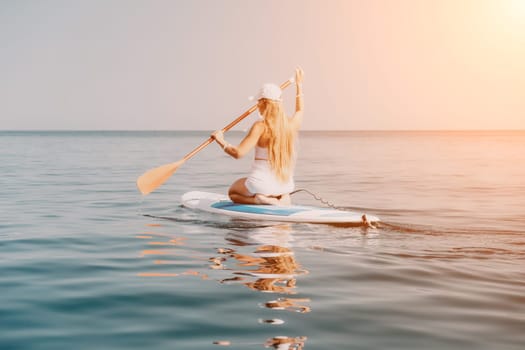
[291,67,304,130]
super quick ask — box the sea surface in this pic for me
[1,130,524,350]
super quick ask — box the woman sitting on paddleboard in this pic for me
[211,67,304,205]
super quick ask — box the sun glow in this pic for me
[493,0,525,32]
[507,0,525,17]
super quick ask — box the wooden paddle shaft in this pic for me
[182,79,293,162]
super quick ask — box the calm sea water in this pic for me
[1,130,524,350]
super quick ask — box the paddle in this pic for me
[136,77,295,195]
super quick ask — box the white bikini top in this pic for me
[254,146,268,160]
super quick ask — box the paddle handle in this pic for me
[182,78,294,162]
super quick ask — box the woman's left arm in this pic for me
[211,121,264,159]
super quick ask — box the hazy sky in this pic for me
[1,0,524,130]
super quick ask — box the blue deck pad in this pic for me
[211,201,314,216]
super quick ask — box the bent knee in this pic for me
[228,178,251,197]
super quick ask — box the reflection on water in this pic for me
[263,298,311,313]
[222,245,306,294]
[264,336,307,350]
[136,222,310,348]
[214,225,310,348]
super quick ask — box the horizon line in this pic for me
[1,129,524,133]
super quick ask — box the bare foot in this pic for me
[278,194,291,206]
[255,194,280,205]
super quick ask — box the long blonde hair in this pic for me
[258,98,296,182]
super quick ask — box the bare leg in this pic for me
[228,178,293,206]
[254,193,291,206]
[255,194,280,205]
[228,178,260,204]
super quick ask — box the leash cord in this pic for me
[290,188,345,210]
[290,188,376,227]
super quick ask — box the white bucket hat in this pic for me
[249,83,282,102]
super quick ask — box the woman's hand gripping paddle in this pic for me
[136,77,294,195]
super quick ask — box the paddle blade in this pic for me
[136,160,184,195]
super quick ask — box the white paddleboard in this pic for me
[181,191,380,225]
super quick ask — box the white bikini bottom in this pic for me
[245,160,295,196]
